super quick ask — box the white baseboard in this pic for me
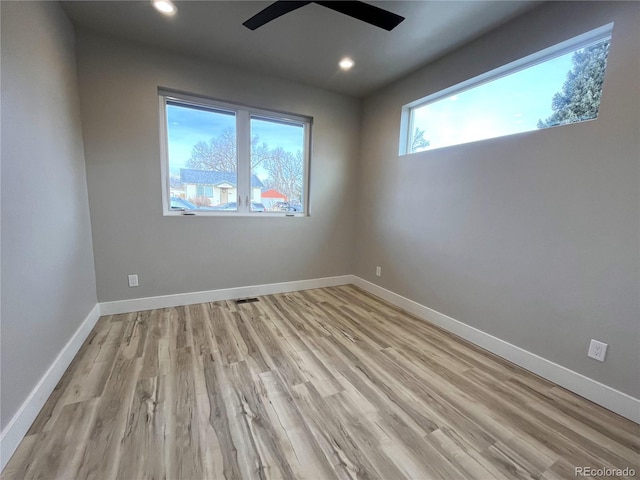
[99,275,354,315]
[0,304,101,471]
[352,276,640,424]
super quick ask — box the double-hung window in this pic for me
[160,90,311,215]
[400,23,613,154]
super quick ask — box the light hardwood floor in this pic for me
[3,285,639,479]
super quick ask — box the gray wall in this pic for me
[1,2,97,430]
[75,31,360,303]
[2,0,636,436]
[355,1,640,398]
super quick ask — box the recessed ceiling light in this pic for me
[339,57,355,71]
[152,0,177,16]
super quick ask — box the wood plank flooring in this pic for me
[3,285,639,479]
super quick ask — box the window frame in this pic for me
[159,89,312,217]
[399,23,614,155]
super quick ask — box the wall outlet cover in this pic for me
[587,339,607,362]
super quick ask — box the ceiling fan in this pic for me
[243,1,405,31]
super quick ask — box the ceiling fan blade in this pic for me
[243,1,312,30]
[314,1,404,31]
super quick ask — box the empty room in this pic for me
[1,0,639,478]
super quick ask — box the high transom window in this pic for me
[400,24,613,154]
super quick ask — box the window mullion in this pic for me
[236,110,251,212]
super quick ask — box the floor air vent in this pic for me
[235,297,259,304]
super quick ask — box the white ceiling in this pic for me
[62,1,540,98]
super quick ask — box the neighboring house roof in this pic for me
[180,169,264,188]
[261,189,287,199]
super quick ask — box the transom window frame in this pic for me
[159,89,312,217]
[399,23,614,155]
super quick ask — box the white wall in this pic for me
[355,1,640,398]
[75,30,360,303]
[1,1,98,430]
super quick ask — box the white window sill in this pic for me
[164,210,307,218]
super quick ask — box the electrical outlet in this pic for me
[128,274,139,287]
[587,339,607,362]
[376,266,382,277]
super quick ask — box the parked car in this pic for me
[170,197,198,210]
[170,197,217,211]
[273,201,300,212]
[211,202,237,211]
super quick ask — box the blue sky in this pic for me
[251,117,304,153]
[412,50,577,151]
[166,105,234,171]
[166,105,303,178]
